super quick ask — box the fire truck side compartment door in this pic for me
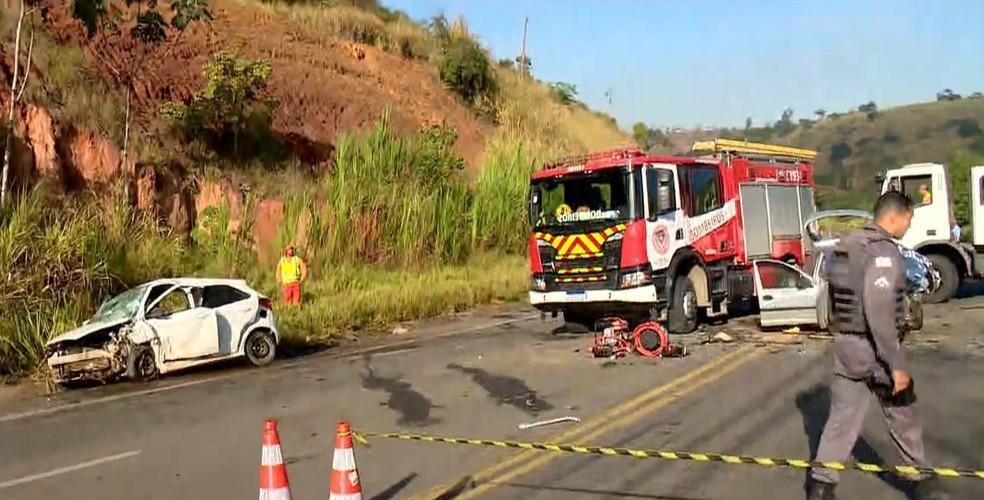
[753,260,819,328]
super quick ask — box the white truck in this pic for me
[879,162,984,303]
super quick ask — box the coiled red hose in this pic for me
[632,321,669,358]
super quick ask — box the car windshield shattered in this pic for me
[91,286,148,323]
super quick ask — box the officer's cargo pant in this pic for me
[810,373,929,484]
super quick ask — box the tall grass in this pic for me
[0,187,188,378]
[304,115,476,266]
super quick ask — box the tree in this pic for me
[936,89,961,101]
[70,0,213,201]
[970,92,984,100]
[744,117,752,132]
[858,101,878,121]
[631,122,668,150]
[160,52,275,158]
[548,82,577,105]
[632,122,649,148]
[773,108,796,137]
[814,109,826,120]
[1,0,37,207]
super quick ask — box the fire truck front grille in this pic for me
[539,238,621,291]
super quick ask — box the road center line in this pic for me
[453,348,765,500]
[0,313,541,424]
[409,344,758,499]
[0,450,142,490]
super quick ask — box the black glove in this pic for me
[870,377,917,406]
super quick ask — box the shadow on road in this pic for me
[362,357,442,427]
[369,472,418,500]
[795,383,915,497]
[956,279,984,300]
[447,363,553,414]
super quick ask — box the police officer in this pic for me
[807,191,947,500]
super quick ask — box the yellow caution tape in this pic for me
[352,430,984,480]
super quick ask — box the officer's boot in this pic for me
[805,478,838,500]
[912,477,949,500]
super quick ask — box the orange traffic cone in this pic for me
[329,421,363,500]
[260,418,292,500]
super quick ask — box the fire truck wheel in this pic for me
[668,276,698,334]
[924,254,958,304]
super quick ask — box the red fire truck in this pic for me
[528,139,818,333]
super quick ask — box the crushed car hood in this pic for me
[46,318,131,346]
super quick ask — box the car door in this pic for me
[144,286,220,361]
[753,260,819,328]
[201,284,257,354]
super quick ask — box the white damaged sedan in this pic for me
[45,278,280,385]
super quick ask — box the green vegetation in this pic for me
[0,117,544,380]
[161,52,276,159]
[0,1,628,382]
[0,187,188,378]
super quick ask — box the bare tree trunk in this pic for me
[1,1,26,208]
[1,1,34,208]
[121,86,132,203]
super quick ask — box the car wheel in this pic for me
[126,345,158,382]
[668,276,698,334]
[245,330,277,367]
[925,254,958,304]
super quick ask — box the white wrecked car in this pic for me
[751,210,938,330]
[45,278,280,385]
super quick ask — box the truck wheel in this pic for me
[668,276,698,334]
[925,254,958,304]
[562,311,594,333]
[126,345,158,382]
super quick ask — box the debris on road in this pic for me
[518,416,581,430]
[392,325,409,335]
[711,332,735,343]
[782,326,801,334]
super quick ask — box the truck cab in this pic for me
[528,141,818,334]
[880,162,984,302]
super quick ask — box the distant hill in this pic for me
[783,99,984,191]
[648,98,984,209]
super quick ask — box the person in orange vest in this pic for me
[276,245,307,306]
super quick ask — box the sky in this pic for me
[384,0,984,130]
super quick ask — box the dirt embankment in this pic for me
[41,0,489,164]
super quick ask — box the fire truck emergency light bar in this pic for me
[691,139,817,161]
[541,147,645,170]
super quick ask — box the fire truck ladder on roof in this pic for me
[691,139,817,161]
[542,147,645,170]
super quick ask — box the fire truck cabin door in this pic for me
[752,259,820,328]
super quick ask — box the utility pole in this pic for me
[519,16,529,78]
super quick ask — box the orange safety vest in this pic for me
[278,256,303,284]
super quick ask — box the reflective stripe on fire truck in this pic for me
[556,276,607,283]
[556,267,604,275]
[534,223,627,258]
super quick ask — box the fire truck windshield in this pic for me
[530,169,637,230]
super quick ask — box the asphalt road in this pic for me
[2,301,984,500]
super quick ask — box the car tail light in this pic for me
[259,297,273,310]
